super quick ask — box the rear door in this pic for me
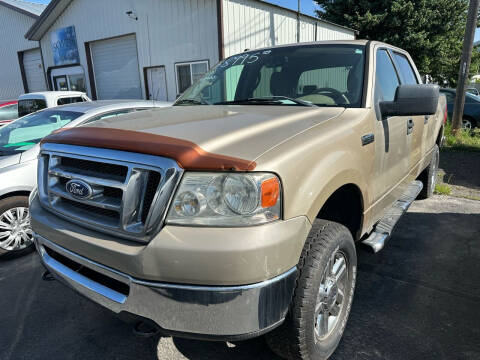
[391,51,425,172]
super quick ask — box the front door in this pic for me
[371,48,410,222]
[146,66,168,101]
[54,75,68,91]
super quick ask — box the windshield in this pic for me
[0,109,82,154]
[176,44,365,107]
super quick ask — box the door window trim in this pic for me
[374,47,402,103]
[390,50,421,85]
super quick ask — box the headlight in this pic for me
[166,172,281,226]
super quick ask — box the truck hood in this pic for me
[77,105,345,162]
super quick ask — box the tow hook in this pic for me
[132,321,161,337]
[42,270,55,281]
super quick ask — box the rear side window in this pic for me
[0,104,18,120]
[57,97,85,105]
[393,52,418,85]
[375,50,400,102]
[18,99,47,117]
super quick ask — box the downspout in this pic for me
[38,41,49,90]
[216,0,224,60]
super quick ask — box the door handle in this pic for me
[424,115,429,124]
[407,118,414,135]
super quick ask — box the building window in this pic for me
[175,61,209,95]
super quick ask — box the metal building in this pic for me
[25,0,356,102]
[0,0,47,101]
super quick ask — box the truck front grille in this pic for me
[38,143,183,243]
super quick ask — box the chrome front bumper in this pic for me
[35,234,297,339]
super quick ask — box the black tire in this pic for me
[266,219,357,360]
[0,196,34,258]
[418,144,439,199]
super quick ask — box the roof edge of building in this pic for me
[253,0,358,35]
[26,0,358,41]
[0,0,41,19]
[25,0,72,41]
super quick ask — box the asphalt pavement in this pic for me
[0,195,479,360]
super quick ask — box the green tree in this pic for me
[315,0,480,86]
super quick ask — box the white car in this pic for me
[0,100,171,256]
[17,91,91,117]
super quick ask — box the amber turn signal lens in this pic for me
[261,177,280,208]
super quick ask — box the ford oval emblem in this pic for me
[66,179,93,199]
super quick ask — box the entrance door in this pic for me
[146,66,168,101]
[54,75,68,91]
[50,66,87,93]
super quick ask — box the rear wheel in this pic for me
[462,118,474,131]
[266,219,357,360]
[0,196,34,257]
[418,144,439,199]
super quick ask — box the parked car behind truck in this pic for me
[0,100,170,257]
[17,91,91,117]
[31,40,445,360]
[441,88,480,130]
[0,101,18,127]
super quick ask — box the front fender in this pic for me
[0,160,36,198]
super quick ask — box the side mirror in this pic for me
[379,84,439,118]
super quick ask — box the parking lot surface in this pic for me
[1,195,479,360]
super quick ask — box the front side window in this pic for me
[18,99,47,117]
[393,52,418,85]
[0,109,82,154]
[375,50,400,102]
[176,61,209,94]
[0,104,18,120]
[176,45,366,108]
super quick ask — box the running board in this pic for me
[362,180,423,253]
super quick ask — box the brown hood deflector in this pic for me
[42,127,256,171]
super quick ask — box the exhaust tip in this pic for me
[133,321,161,337]
[42,270,55,281]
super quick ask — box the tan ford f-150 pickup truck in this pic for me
[30,40,446,359]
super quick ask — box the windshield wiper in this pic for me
[175,98,209,106]
[215,96,317,107]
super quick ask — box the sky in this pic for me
[24,0,480,41]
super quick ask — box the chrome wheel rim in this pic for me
[314,251,348,340]
[0,207,33,251]
[431,152,437,189]
[462,119,472,131]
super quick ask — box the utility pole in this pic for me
[296,0,301,42]
[452,0,480,135]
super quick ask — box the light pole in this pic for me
[297,0,301,42]
[452,0,480,135]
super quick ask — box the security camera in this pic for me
[126,10,138,20]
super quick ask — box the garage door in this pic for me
[23,48,46,93]
[90,34,142,99]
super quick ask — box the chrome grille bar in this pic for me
[38,143,183,243]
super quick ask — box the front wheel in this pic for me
[0,196,34,257]
[266,219,357,360]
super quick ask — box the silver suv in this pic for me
[0,100,170,256]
